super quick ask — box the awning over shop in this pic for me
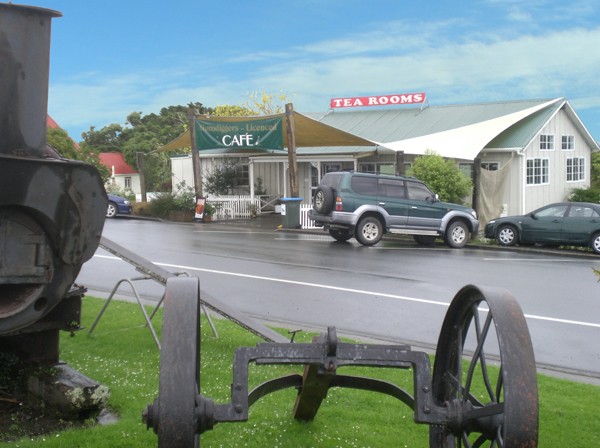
[375,99,562,161]
[159,111,377,152]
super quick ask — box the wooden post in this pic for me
[395,150,405,175]
[472,157,481,212]
[189,108,202,197]
[292,334,335,421]
[285,103,299,198]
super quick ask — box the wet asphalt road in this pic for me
[76,215,600,384]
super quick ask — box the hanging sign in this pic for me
[195,117,283,150]
[330,92,426,109]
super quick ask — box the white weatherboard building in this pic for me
[169,98,598,226]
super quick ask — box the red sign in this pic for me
[330,93,426,109]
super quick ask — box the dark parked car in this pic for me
[106,194,132,218]
[309,171,479,247]
[484,202,600,254]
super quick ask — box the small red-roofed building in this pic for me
[99,152,141,196]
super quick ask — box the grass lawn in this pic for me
[2,297,600,447]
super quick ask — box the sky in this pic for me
[20,0,600,142]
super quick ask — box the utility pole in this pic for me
[136,151,147,202]
[285,103,299,197]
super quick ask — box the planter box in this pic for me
[168,210,194,222]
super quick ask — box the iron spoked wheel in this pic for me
[157,277,202,448]
[430,285,538,447]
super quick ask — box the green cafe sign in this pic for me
[194,117,283,151]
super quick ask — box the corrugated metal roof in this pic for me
[309,98,556,143]
[306,98,600,160]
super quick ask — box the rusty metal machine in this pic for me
[0,3,106,364]
[144,277,538,447]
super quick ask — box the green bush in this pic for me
[407,150,472,204]
[147,181,195,218]
[568,187,600,203]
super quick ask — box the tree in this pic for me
[407,150,472,204]
[212,104,256,117]
[245,90,288,115]
[80,102,213,192]
[47,126,110,181]
[80,123,125,153]
[47,127,79,159]
[591,151,600,189]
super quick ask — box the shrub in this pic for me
[568,187,600,203]
[407,150,472,204]
[203,162,238,195]
[105,184,136,202]
[147,181,195,218]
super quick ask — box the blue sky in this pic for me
[26,0,600,142]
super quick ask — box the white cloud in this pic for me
[49,13,600,140]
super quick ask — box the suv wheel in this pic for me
[329,228,352,242]
[355,216,383,246]
[414,235,436,246]
[445,220,469,248]
[313,186,335,214]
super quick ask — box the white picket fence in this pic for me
[300,203,322,229]
[208,195,261,220]
[207,195,321,229]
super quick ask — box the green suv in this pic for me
[309,171,479,247]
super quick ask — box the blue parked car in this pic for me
[106,194,132,218]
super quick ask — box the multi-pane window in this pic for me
[562,135,575,150]
[540,134,554,151]
[124,176,132,189]
[526,158,549,185]
[481,162,499,171]
[566,157,585,182]
[358,163,395,174]
[358,163,376,174]
[235,163,249,186]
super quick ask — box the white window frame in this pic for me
[540,134,554,151]
[566,157,585,182]
[526,158,549,185]
[124,176,132,189]
[358,162,395,175]
[481,162,499,171]
[561,135,575,151]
